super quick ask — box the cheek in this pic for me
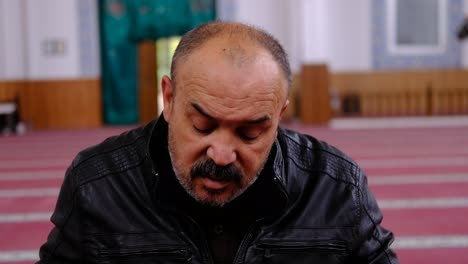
[171,127,207,164]
[238,138,274,177]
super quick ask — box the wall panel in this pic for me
[0,79,102,129]
[300,64,332,124]
[331,69,468,116]
[138,41,158,124]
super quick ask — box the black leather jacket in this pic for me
[38,117,398,264]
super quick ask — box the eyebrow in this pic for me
[191,103,271,124]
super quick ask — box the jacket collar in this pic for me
[274,127,303,217]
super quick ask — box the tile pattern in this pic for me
[372,0,464,70]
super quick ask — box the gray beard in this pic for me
[167,147,269,207]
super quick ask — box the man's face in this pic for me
[161,37,288,207]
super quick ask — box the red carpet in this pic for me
[1,120,467,263]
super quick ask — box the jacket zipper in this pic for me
[258,240,348,257]
[99,247,192,261]
[232,175,289,264]
[184,213,214,264]
[233,218,264,264]
[150,168,213,264]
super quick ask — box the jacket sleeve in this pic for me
[352,168,400,264]
[36,166,82,264]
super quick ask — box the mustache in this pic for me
[190,159,242,183]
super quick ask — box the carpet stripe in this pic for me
[0,188,60,198]
[393,235,468,249]
[0,212,51,223]
[364,166,468,176]
[0,250,38,262]
[0,171,64,180]
[371,182,468,199]
[369,173,468,185]
[395,248,468,264]
[0,159,71,169]
[329,116,468,129]
[0,179,63,189]
[379,197,468,209]
[358,157,468,168]
[0,167,67,173]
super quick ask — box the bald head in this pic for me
[170,21,292,90]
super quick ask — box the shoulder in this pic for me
[68,124,152,186]
[272,127,370,232]
[278,127,362,186]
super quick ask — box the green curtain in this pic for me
[99,0,216,124]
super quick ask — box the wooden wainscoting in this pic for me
[331,69,468,117]
[300,64,332,124]
[0,81,26,102]
[138,41,158,124]
[0,79,102,129]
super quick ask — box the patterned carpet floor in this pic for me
[1,117,468,263]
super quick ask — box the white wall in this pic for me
[296,0,373,72]
[301,0,329,65]
[463,0,468,68]
[0,0,27,80]
[326,0,372,72]
[25,0,80,79]
[229,0,373,73]
[232,0,311,73]
[234,0,290,47]
[233,0,300,71]
[0,0,95,80]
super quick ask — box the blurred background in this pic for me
[0,0,468,263]
[0,0,467,129]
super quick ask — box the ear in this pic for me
[279,99,289,117]
[161,75,174,122]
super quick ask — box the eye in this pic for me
[238,128,262,141]
[191,115,216,134]
[240,134,258,141]
[193,124,216,134]
[194,126,212,134]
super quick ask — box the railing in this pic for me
[331,70,468,117]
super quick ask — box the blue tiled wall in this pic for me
[372,0,464,70]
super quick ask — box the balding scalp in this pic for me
[170,21,292,90]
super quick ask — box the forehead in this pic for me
[176,36,287,98]
[174,37,287,122]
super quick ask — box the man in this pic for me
[38,21,398,263]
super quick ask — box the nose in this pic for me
[206,132,237,166]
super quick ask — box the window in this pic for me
[387,0,447,54]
